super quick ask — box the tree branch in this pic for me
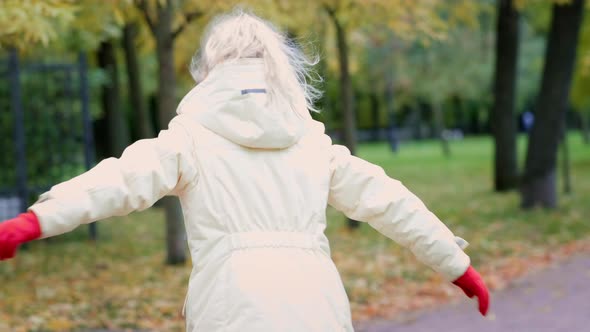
[323,4,340,28]
[323,4,336,18]
[138,0,156,34]
[171,10,203,40]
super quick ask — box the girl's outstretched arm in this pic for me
[27,115,198,239]
[327,141,489,315]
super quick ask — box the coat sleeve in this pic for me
[327,143,470,281]
[28,116,199,239]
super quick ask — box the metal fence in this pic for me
[0,50,96,238]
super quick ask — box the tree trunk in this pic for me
[468,102,481,134]
[561,130,572,194]
[328,11,357,155]
[433,102,451,157]
[370,92,380,141]
[123,23,154,139]
[412,104,423,140]
[316,16,334,125]
[580,111,590,144]
[155,2,187,264]
[97,40,130,158]
[559,107,572,194]
[521,0,584,209]
[491,0,520,192]
[385,64,395,137]
[452,96,466,132]
[326,9,359,229]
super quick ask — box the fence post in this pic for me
[79,53,98,240]
[8,49,28,215]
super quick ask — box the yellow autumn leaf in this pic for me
[45,318,74,331]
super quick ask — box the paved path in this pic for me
[354,254,590,332]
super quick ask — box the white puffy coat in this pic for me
[29,58,470,331]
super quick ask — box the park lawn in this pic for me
[1,133,589,331]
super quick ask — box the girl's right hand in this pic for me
[0,212,42,260]
[452,265,490,316]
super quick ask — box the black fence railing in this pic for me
[0,50,96,239]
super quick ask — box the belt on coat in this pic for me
[226,231,320,250]
[193,231,330,271]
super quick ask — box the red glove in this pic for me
[0,212,42,260]
[453,266,490,316]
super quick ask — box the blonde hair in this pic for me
[190,8,322,115]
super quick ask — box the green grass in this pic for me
[1,133,589,330]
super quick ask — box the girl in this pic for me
[0,9,489,331]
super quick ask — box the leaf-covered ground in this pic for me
[1,134,589,331]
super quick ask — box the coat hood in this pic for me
[177,58,311,149]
